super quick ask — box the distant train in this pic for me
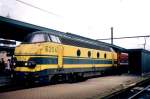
[117,52,129,73]
[13,31,127,84]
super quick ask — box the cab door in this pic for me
[49,35,64,69]
[110,48,116,67]
[57,45,64,69]
[92,50,95,69]
[112,52,115,66]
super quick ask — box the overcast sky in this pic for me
[0,0,150,50]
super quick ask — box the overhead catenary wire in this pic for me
[97,35,150,50]
[15,0,62,18]
[96,35,150,40]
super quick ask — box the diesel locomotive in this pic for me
[13,31,118,83]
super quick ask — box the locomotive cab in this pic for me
[14,32,62,83]
[14,32,62,67]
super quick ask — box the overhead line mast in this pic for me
[111,27,113,45]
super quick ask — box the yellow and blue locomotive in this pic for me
[13,31,117,83]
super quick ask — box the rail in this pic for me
[128,85,150,99]
[102,77,150,99]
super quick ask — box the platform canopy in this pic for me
[0,16,63,41]
[0,16,126,52]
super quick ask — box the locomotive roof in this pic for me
[28,31,112,51]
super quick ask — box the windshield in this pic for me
[31,34,45,43]
[24,33,50,43]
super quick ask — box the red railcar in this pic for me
[117,52,129,73]
[118,53,128,65]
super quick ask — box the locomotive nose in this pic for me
[12,57,36,68]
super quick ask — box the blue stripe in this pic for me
[28,57,112,65]
[29,57,58,64]
[63,58,93,64]
[63,58,112,64]
[94,60,112,64]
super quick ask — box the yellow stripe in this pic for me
[63,64,92,68]
[95,64,112,67]
[15,64,112,72]
[63,64,112,68]
[15,65,58,72]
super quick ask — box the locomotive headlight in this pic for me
[25,62,28,66]
[12,57,17,66]
[13,62,16,66]
[27,61,36,68]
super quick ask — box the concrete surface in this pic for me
[0,75,145,99]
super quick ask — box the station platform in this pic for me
[0,75,148,99]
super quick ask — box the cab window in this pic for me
[31,34,45,43]
[50,35,61,43]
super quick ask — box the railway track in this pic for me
[0,75,149,98]
[0,75,12,87]
[0,80,62,93]
[102,76,150,99]
[128,85,150,99]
